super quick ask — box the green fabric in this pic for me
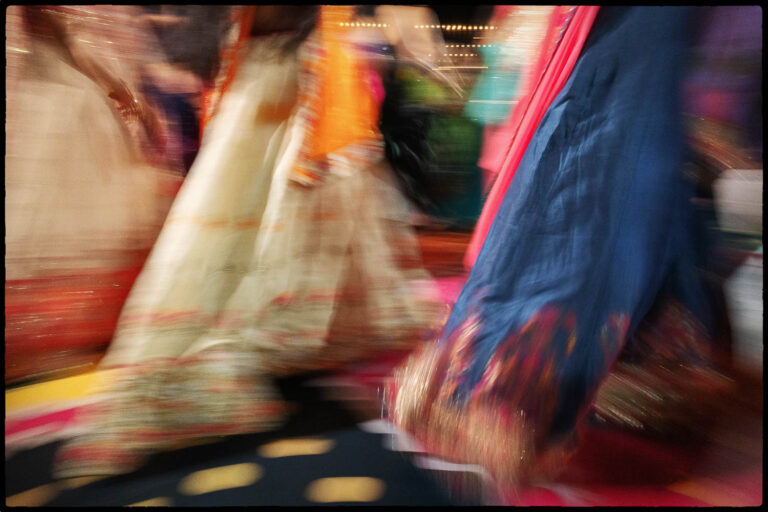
[397,67,453,107]
[392,66,484,227]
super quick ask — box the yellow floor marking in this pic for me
[258,438,335,458]
[668,478,752,506]
[128,497,172,507]
[178,463,263,495]
[6,483,60,507]
[5,370,119,413]
[305,477,386,503]
[61,475,110,489]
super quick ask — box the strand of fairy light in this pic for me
[416,25,497,30]
[338,22,388,27]
[432,44,490,58]
[336,23,498,31]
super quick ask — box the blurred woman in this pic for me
[55,5,438,477]
[464,6,599,269]
[140,6,230,175]
[5,6,174,383]
[467,6,568,190]
[388,6,733,495]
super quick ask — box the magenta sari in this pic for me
[465,6,600,269]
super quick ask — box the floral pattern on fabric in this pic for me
[391,305,631,488]
[54,347,287,477]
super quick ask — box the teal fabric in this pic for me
[465,45,521,124]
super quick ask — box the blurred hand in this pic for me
[108,85,167,164]
[108,81,137,113]
[107,84,155,139]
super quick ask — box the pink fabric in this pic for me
[367,71,386,105]
[6,407,79,438]
[435,276,467,305]
[478,7,565,182]
[465,6,600,269]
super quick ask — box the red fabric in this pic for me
[465,6,600,269]
[5,267,144,383]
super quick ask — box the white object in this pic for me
[712,169,763,234]
[724,248,763,373]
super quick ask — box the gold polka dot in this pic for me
[178,463,263,496]
[61,475,109,489]
[258,438,335,458]
[305,477,386,503]
[128,497,172,507]
[6,483,60,507]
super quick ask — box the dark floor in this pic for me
[6,373,464,507]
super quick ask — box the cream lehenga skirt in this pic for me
[55,36,440,477]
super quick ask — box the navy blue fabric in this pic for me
[439,7,711,440]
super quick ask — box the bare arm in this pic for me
[31,7,134,106]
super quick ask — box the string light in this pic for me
[411,25,499,31]
[396,24,504,31]
[340,22,388,28]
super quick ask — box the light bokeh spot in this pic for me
[128,497,172,507]
[258,438,335,458]
[179,463,263,495]
[305,477,386,503]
